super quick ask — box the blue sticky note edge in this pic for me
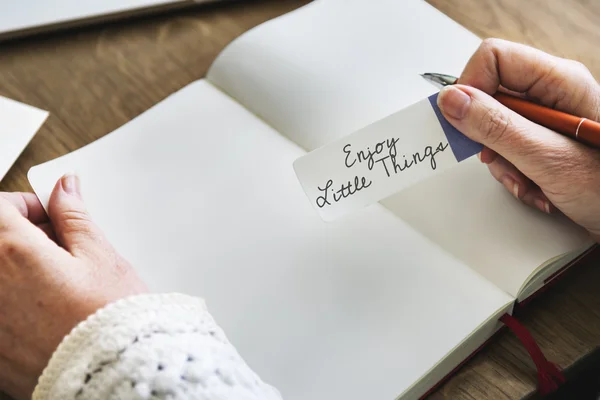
[428,93,483,162]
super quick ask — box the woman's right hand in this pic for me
[437,38,600,241]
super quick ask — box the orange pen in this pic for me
[421,72,600,148]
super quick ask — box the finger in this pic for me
[0,196,57,261]
[497,85,528,99]
[482,151,556,213]
[436,84,595,188]
[37,222,58,242]
[0,195,37,232]
[479,147,498,164]
[484,154,554,213]
[486,154,532,199]
[520,185,556,214]
[47,173,115,263]
[0,193,48,224]
[459,38,600,120]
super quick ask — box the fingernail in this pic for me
[477,152,482,162]
[534,198,545,213]
[437,86,471,119]
[535,198,551,214]
[535,199,550,214]
[502,176,519,199]
[61,172,81,197]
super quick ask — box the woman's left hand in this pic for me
[0,174,147,400]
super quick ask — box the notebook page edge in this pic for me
[27,78,214,208]
[516,242,596,302]
[399,299,515,399]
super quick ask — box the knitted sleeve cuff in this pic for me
[32,293,281,400]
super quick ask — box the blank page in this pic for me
[382,159,591,297]
[0,96,48,181]
[207,0,481,151]
[28,80,512,400]
[207,0,591,297]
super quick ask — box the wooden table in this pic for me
[1,0,600,398]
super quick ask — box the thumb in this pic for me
[436,84,581,183]
[47,173,114,262]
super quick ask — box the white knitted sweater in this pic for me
[33,294,282,400]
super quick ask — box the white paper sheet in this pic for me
[294,96,480,221]
[0,96,48,181]
[28,80,513,400]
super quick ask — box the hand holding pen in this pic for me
[428,39,600,242]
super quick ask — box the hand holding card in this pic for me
[293,93,482,221]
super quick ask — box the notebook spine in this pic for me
[499,313,565,395]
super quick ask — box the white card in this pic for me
[293,93,482,221]
[0,96,49,181]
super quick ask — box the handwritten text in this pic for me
[314,138,450,208]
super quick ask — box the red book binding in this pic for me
[500,313,566,395]
[420,246,597,399]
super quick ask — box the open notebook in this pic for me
[27,1,594,399]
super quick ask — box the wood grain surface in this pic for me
[1,0,600,399]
